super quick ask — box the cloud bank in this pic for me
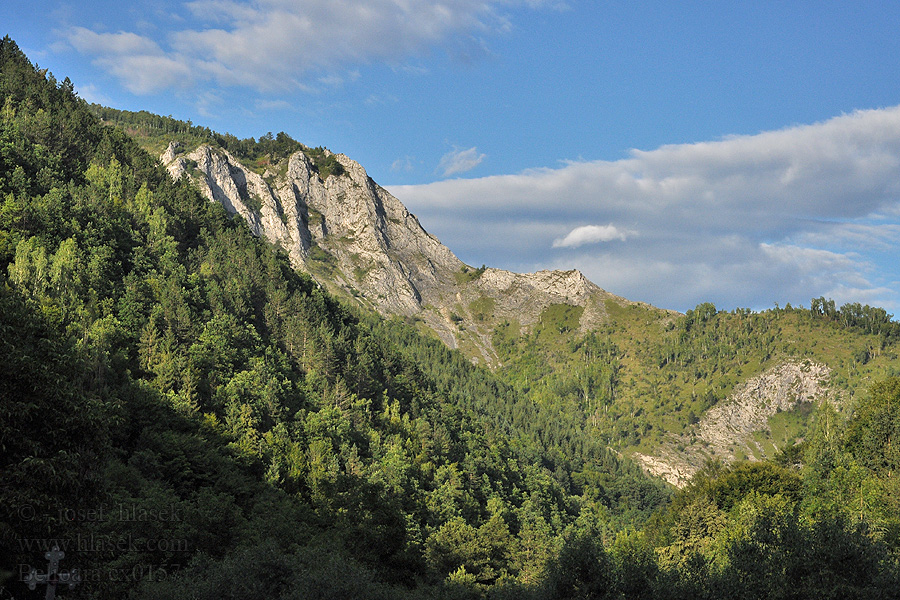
[63,0,556,94]
[390,107,900,312]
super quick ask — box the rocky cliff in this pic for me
[633,359,833,486]
[163,142,461,314]
[161,143,639,365]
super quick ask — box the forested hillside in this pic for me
[86,104,900,479]
[3,36,900,598]
[0,36,662,599]
[492,298,900,480]
[91,105,900,485]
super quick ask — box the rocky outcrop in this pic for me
[163,143,463,316]
[161,142,640,364]
[633,359,832,487]
[165,142,299,253]
[631,452,697,487]
[698,360,830,455]
[470,268,615,331]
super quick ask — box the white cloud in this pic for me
[437,146,486,176]
[364,93,399,106]
[63,1,555,94]
[793,222,900,252]
[390,107,900,311]
[552,224,632,248]
[255,98,293,111]
[65,27,193,94]
[67,27,161,55]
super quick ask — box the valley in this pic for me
[3,37,900,599]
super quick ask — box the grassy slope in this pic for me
[493,300,900,467]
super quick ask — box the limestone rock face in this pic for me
[633,359,832,487]
[160,142,641,365]
[698,360,830,453]
[472,268,613,331]
[162,143,466,315]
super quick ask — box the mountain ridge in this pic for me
[161,140,660,366]
[6,36,900,599]
[155,137,895,485]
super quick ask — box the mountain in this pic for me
[1,37,669,599]
[159,141,655,367]
[5,36,900,599]
[152,136,900,487]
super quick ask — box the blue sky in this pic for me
[5,1,900,313]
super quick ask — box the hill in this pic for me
[1,35,665,599]
[96,106,900,484]
[5,36,900,598]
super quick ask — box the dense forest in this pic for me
[3,36,900,598]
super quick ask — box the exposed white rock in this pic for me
[633,359,832,487]
[161,143,464,315]
[160,140,182,165]
[698,360,830,454]
[632,452,697,488]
